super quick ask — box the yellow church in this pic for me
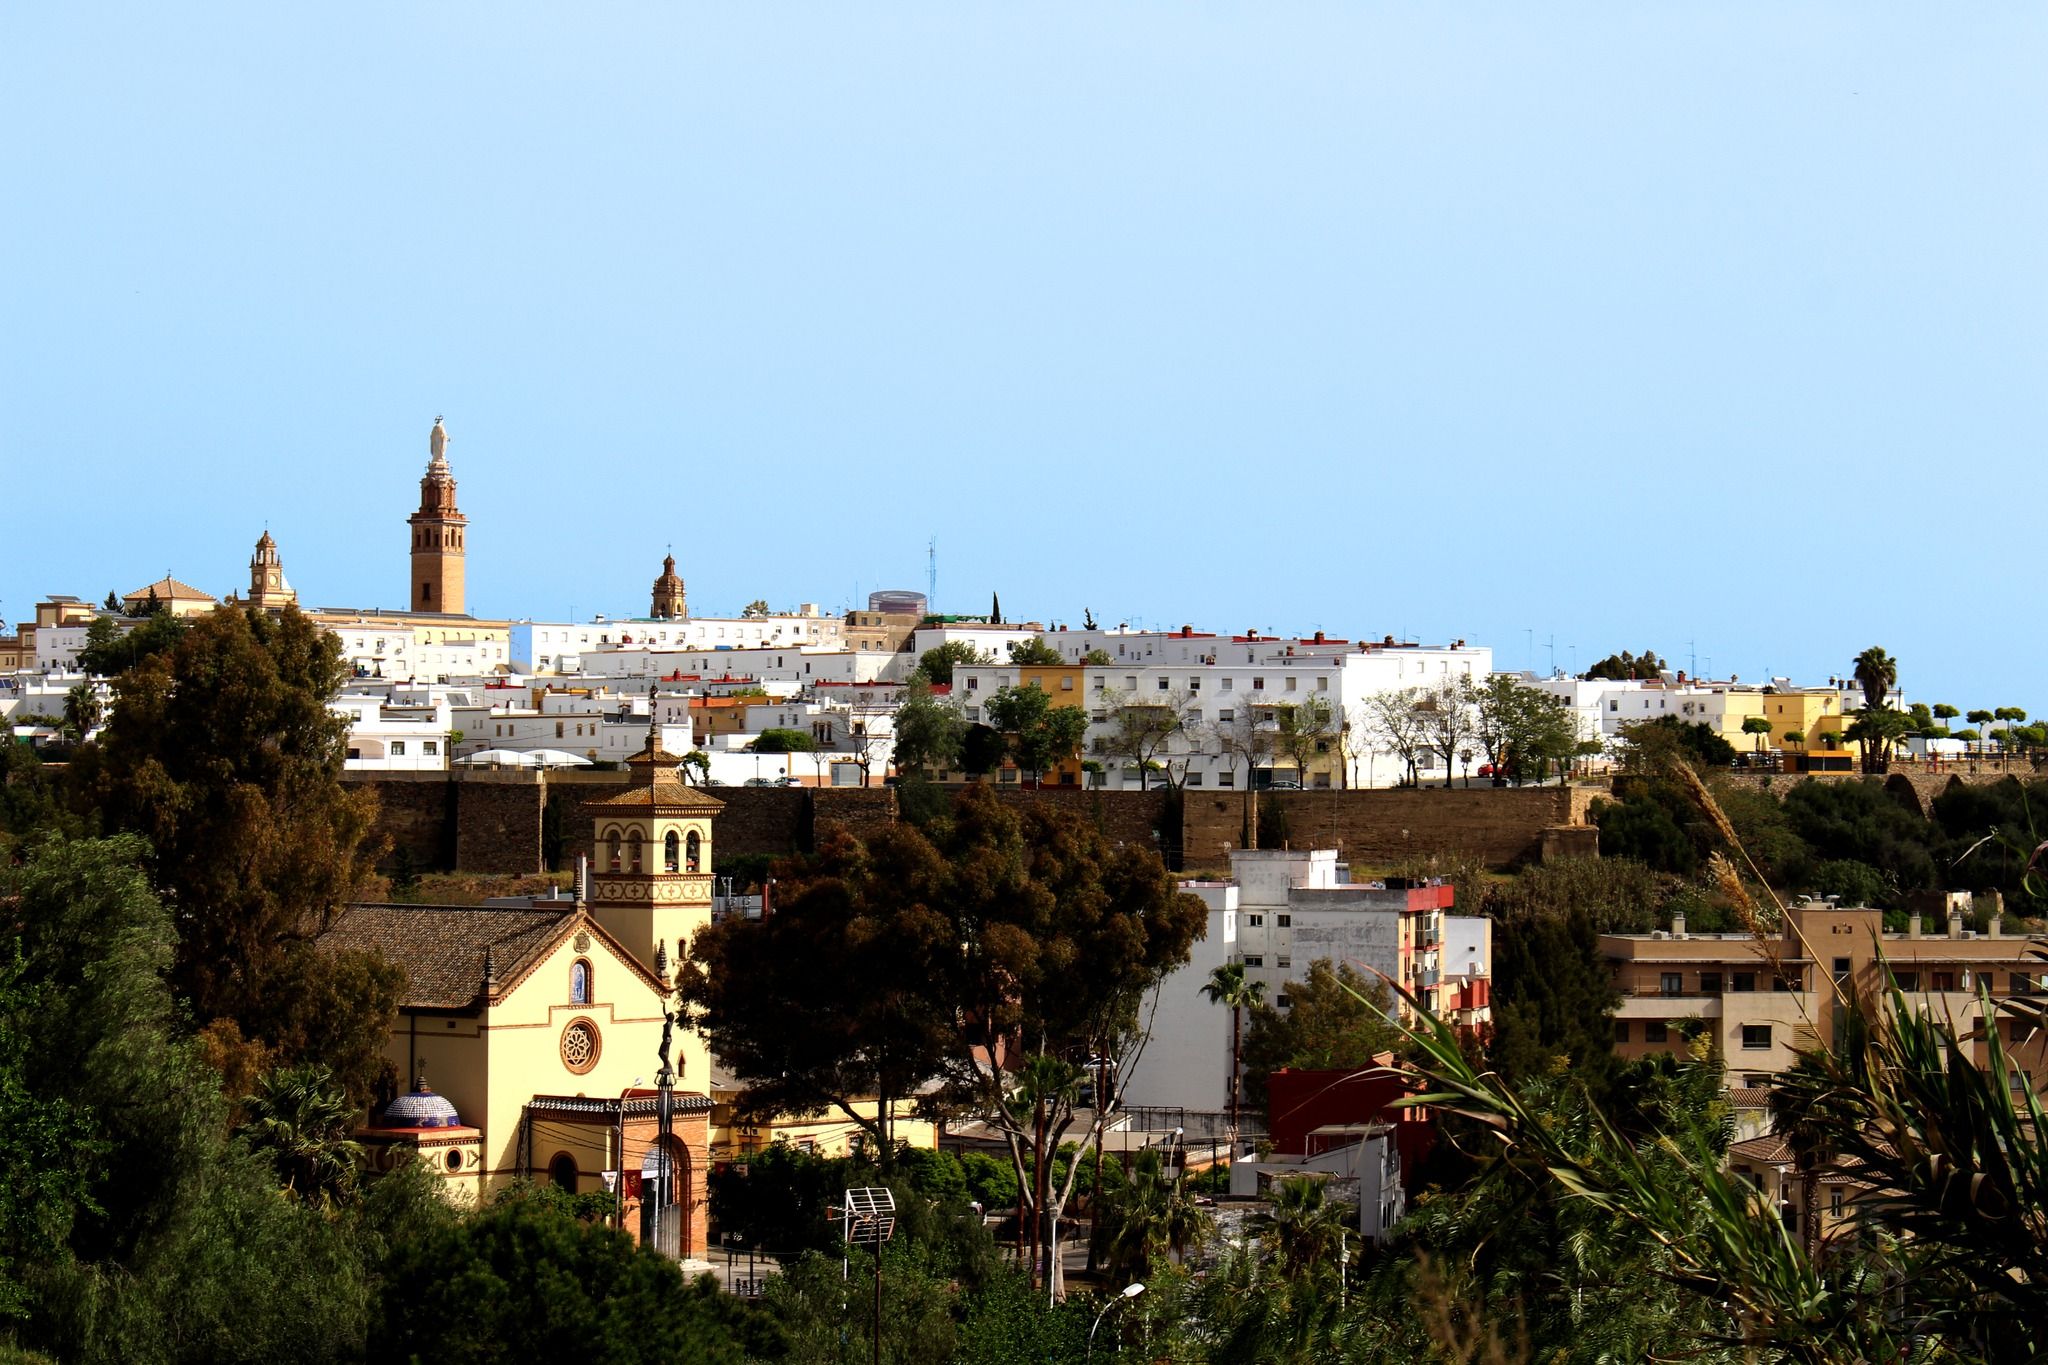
[321,726,723,1258]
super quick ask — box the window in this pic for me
[1125,677,1138,691]
[2013,972,2036,995]
[1218,771,1235,787]
[1932,971,1957,992]
[1609,700,1619,712]
[664,830,680,873]
[1774,973,1803,992]
[1277,914,1291,928]
[1221,678,1233,691]
[1061,677,1073,690]
[1645,1021,1669,1044]
[1276,994,1291,1009]
[570,959,592,1005]
[1700,972,1723,994]
[2010,1019,2036,1043]
[1218,708,1236,724]
[391,740,406,755]
[547,1152,579,1191]
[628,833,643,872]
[1660,972,1683,996]
[1277,956,1291,969]
[1247,913,1263,927]
[1252,677,1265,690]
[1156,677,1169,691]
[1316,677,1328,692]
[1742,1024,1772,1051]
[1829,1187,1844,1218]
[1614,1020,1630,1043]
[556,720,565,738]
[1892,970,1919,991]
[606,829,622,872]
[966,677,978,692]
[1833,956,1852,984]
[1189,677,1201,691]
[1186,772,1203,787]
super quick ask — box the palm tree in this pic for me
[1093,1148,1211,1283]
[1202,962,1267,1150]
[240,1064,362,1205]
[1249,1174,1355,1279]
[1851,646,1897,711]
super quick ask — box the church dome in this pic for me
[378,1081,462,1129]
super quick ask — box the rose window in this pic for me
[561,1019,601,1073]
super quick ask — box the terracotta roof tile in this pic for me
[319,904,571,1009]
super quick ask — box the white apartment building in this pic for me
[578,644,900,687]
[335,693,454,771]
[949,638,1492,790]
[515,610,843,675]
[1118,879,1238,1112]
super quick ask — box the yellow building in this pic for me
[1014,663,1088,787]
[709,1070,941,1162]
[324,727,725,1257]
[1761,690,1859,768]
[121,574,218,618]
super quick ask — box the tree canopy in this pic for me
[915,640,992,686]
[1583,648,1669,681]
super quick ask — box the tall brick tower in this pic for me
[409,417,467,615]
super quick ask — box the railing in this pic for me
[1120,1107,1268,1141]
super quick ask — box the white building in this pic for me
[515,609,844,676]
[335,692,454,771]
[1118,880,1238,1113]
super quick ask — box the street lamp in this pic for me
[1088,1282,1146,1363]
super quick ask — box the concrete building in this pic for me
[1602,896,2048,1094]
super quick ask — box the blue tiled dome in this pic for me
[380,1083,461,1129]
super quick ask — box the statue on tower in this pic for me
[429,416,449,465]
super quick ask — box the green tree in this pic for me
[740,598,770,618]
[983,682,1087,784]
[1005,635,1064,665]
[1091,1149,1209,1283]
[749,727,816,753]
[1239,962,1400,1121]
[74,611,186,677]
[1202,962,1266,1148]
[1846,703,1910,774]
[1933,702,1960,726]
[60,681,102,742]
[1487,905,1621,1098]
[238,1064,362,1206]
[1420,674,1479,788]
[375,1184,764,1364]
[1248,1175,1354,1280]
[1742,714,1774,754]
[0,946,102,1322]
[1080,647,1113,666]
[915,640,991,686]
[1851,645,1897,710]
[890,678,966,777]
[73,604,397,1103]
[1583,648,1668,681]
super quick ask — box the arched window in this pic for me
[570,959,592,1005]
[664,830,680,873]
[628,832,644,872]
[606,828,622,872]
[547,1152,578,1192]
[685,830,702,873]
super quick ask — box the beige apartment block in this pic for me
[1603,897,2047,1092]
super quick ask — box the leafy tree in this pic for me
[1080,647,1113,666]
[1934,702,1960,725]
[958,722,1006,775]
[1005,635,1064,665]
[1778,778,1937,901]
[1966,709,1995,739]
[915,640,991,686]
[1201,963,1266,1147]
[72,604,397,1103]
[740,599,770,618]
[891,678,966,777]
[1783,728,1806,748]
[1240,962,1400,1121]
[1583,648,1667,681]
[1210,700,1278,845]
[0,946,101,1322]
[749,727,816,753]
[1846,703,1911,773]
[690,785,1204,1299]
[238,1064,362,1206]
[1591,784,1701,874]
[1619,715,1737,769]
[374,1184,765,1364]
[1742,714,1774,753]
[74,611,186,677]
[983,683,1086,783]
[677,749,712,785]
[1487,905,1621,1098]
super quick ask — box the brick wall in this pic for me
[988,787,1173,852]
[1180,785,1583,872]
[454,774,547,874]
[346,772,456,871]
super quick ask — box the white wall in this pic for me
[1120,885,1235,1112]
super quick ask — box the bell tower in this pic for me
[586,719,723,977]
[650,551,687,620]
[247,529,297,610]
[408,417,467,615]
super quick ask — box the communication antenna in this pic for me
[927,536,938,613]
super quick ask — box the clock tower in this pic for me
[585,723,724,978]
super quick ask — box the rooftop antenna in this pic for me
[927,536,938,613]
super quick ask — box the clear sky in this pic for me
[4,5,2041,707]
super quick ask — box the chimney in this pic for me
[1948,908,1965,939]
[1988,915,2003,939]
[1671,909,1688,940]
[1908,912,1922,939]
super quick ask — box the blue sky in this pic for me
[4,5,2042,707]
